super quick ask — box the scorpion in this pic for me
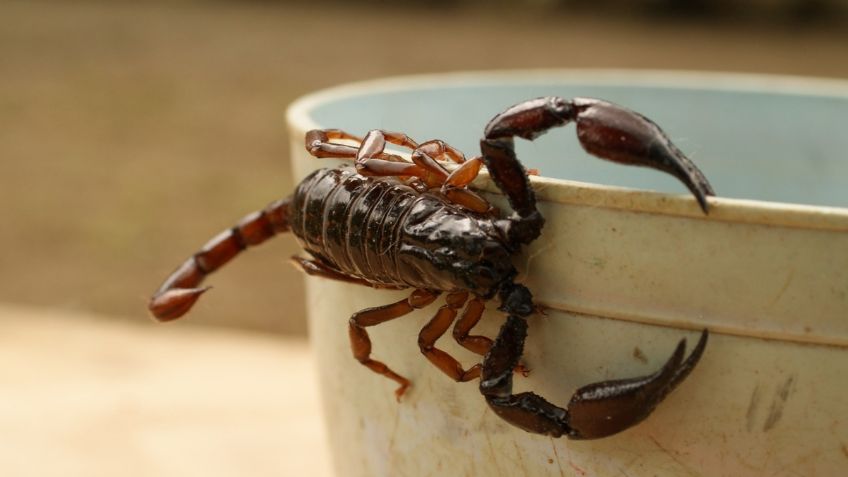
[149,96,712,439]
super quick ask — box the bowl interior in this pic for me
[307,74,848,209]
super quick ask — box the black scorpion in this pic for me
[149,96,712,439]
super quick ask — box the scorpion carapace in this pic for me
[149,96,713,440]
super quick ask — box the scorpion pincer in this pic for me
[149,96,712,439]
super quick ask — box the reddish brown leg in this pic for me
[417,140,467,164]
[290,256,403,290]
[440,157,492,214]
[353,130,474,189]
[409,149,450,187]
[306,128,419,164]
[369,130,419,150]
[452,297,530,376]
[307,129,480,199]
[408,140,467,188]
[148,197,292,322]
[305,129,363,159]
[307,128,488,212]
[354,132,466,165]
[452,297,493,356]
[356,129,420,158]
[350,289,439,400]
[355,130,450,187]
[409,139,493,212]
[418,292,483,383]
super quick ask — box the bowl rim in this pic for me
[287,69,848,232]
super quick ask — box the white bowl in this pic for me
[286,70,848,477]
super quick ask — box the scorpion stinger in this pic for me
[148,197,293,321]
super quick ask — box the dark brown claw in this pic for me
[482,96,715,215]
[481,313,708,439]
[475,100,715,437]
[567,329,708,439]
[571,98,715,213]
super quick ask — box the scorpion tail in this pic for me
[148,196,292,322]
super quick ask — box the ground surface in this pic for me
[0,304,332,477]
[2,0,848,333]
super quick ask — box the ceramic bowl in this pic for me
[286,70,848,477]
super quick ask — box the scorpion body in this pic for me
[291,166,514,296]
[150,96,713,440]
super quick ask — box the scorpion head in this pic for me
[398,195,517,298]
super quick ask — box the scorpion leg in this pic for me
[305,129,363,159]
[418,292,484,383]
[481,96,715,221]
[306,128,415,164]
[354,130,478,191]
[452,296,493,356]
[416,139,467,164]
[350,288,439,400]
[290,256,403,290]
[360,131,467,165]
[480,283,708,438]
[453,297,530,376]
[311,128,486,207]
[308,128,488,211]
[370,130,419,150]
[367,133,490,212]
[441,157,492,214]
[355,130,451,188]
[408,140,492,213]
[148,197,292,321]
[411,143,490,213]
[305,129,428,193]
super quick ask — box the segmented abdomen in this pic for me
[289,167,421,288]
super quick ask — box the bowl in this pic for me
[286,70,848,477]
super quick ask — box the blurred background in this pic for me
[2,0,847,475]
[5,0,848,334]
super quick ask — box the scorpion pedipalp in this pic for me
[566,329,708,439]
[474,97,714,439]
[482,96,715,214]
[480,312,708,439]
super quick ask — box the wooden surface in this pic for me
[0,305,333,477]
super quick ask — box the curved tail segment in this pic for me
[148,197,292,322]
